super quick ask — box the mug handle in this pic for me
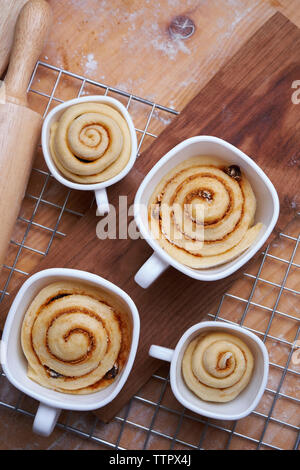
[95,188,109,216]
[33,403,61,437]
[134,252,169,288]
[149,345,174,363]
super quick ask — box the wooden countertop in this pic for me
[0,0,299,451]
[42,0,300,111]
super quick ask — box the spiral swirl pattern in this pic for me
[182,332,254,402]
[21,282,132,394]
[49,103,131,184]
[148,156,262,268]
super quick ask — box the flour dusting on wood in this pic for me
[82,53,98,76]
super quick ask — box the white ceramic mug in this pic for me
[42,95,138,216]
[1,268,140,437]
[134,136,279,288]
[149,321,269,421]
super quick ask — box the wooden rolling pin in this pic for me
[0,0,52,271]
[0,0,28,77]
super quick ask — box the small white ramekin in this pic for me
[149,321,269,421]
[134,136,279,288]
[1,268,140,437]
[42,95,138,215]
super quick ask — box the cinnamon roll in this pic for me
[49,103,131,183]
[148,156,262,268]
[182,332,254,402]
[21,281,132,394]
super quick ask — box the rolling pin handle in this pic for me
[4,0,52,107]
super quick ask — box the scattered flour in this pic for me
[83,53,98,76]
[153,109,172,126]
[98,29,109,43]
[150,36,191,61]
[115,77,145,93]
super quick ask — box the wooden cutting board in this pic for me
[1,13,300,422]
[0,0,28,77]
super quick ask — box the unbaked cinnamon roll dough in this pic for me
[182,332,254,402]
[49,103,131,183]
[21,281,132,394]
[148,156,262,268]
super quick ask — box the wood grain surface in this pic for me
[1,13,299,424]
[0,1,299,451]
[39,0,300,113]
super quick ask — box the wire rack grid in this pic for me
[0,61,299,450]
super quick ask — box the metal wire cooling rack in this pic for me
[0,61,299,450]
